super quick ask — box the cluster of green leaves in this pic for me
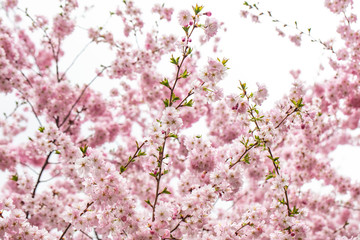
[265,169,276,181]
[291,98,304,110]
[80,144,88,156]
[192,4,204,15]
[170,55,180,66]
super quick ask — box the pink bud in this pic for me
[204,12,212,17]
[182,37,186,42]
[189,21,194,25]
[188,38,192,42]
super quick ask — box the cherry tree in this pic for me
[0,0,360,239]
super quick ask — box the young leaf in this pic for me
[120,166,127,173]
[137,150,146,156]
[180,69,190,79]
[145,199,153,208]
[168,133,178,139]
[161,187,171,195]
[160,78,171,89]
[170,55,180,65]
[183,99,194,107]
[11,174,18,181]
[171,93,180,102]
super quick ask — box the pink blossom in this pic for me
[204,18,219,38]
[178,10,192,26]
[289,34,302,46]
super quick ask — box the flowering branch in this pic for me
[120,140,147,174]
[59,201,94,240]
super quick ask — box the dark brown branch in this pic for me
[170,215,190,234]
[32,151,54,198]
[79,230,92,239]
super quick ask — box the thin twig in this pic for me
[58,66,108,128]
[59,202,94,240]
[79,230,92,239]
[59,40,93,81]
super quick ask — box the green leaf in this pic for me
[163,98,169,107]
[55,150,61,154]
[187,47,193,55]
[149,172,157,178]
[192,4,204,15]
[279,198,286,205]
[120,166,127,173]
[243,1,249,6]
[169,133,178,139]
[160,78,171,89]
[138,150,146,156]
[145,199,153,207]
[161,187,171,195]
[183,26,190,34]
[80,145,88,154]
[180,69,190,79]
[183,99,194,107]
[292,206,299,215]
[38,127,45,133]
[11,174,18,182]
[170,55,180,65]
[157,146,163,152]
[243,153,250,164]
[171,93,180,103]
[163,169,169,175]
